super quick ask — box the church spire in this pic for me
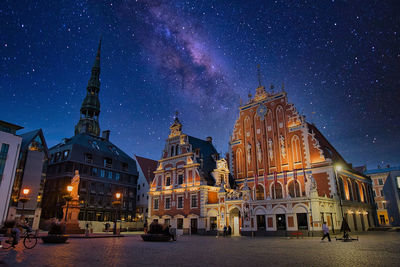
[169,111,182,138]
[74,39,102,136]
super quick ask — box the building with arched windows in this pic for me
[203,82,376,235]
[149,81,376,236]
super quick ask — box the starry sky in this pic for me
[1,0,399,169]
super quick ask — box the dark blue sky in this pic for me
[1,0,399,169]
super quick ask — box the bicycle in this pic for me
[1,228,38,249]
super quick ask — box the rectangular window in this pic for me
[0,143,10,183]
[165,218,170,226]
[177,196,183,209]
[63,150,69,159]
[177,218,183,229]
[166,176,171,186]
[191,194,198,208]
[378,178,383,185]
[122,163,129,172]
[104,158,112,168]
[153,198,159,210]
[107,171,113,179]
[165,197,171,209]
[85,153,93,164]
[115,173,120,181]
[178,174,184,184]
[92,167,98,177]
[380,190,384,197]
[100,169,105,178]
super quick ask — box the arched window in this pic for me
[361,184,367,203]
[347,179,354,201]
[291,135,302,163]
[272,182,283,199]
[338,178,346,200]
[288,180,301,198]
[175,145,180,156]
[256,185,264,200]
[170,146,174,157]
[236,149,243,174]
[354,181,361,202]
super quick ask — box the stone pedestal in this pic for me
[62,200,84,234]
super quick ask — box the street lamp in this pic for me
[113,192,122,235]
[64,185,73,221]
[19,188,30,217]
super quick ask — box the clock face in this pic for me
[256,104,267,119]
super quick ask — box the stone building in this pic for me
[41,40,139,231]
[148,115,220,235]
[364,166,400,226]
[134,155,157,222]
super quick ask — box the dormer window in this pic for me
[89,140,100,150]
[63,150,69,159]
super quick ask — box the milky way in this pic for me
[0,0,399,169]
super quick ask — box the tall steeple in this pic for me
[74,39,102,136]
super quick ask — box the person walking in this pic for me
[321,222,331,242]
[223,225,227,237]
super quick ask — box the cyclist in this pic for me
[6,216,31,247]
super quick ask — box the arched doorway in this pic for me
[229,207,241,236]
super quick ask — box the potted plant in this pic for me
[41,220,68,244]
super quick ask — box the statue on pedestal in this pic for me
[71,170,80,201]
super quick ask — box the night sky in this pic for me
[1,0,399,169]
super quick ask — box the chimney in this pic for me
[206,136,212,143]
[102,130,110,141]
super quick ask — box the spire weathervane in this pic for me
[257,64,262,87]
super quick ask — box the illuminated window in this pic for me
[100,169,105,178]
[271,182,283,199]
[191,195,198,208]
[288,180,301,198]
[378,178,383,185]
[397,176,400,189]
[177,196,183,209]
[165,197,171,209]
[104,158,112,168]
[256,185,264,200]
[153,198,159,210]
[177,218,183,229]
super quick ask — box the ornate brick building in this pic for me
[148,115,220,235]
[149,81,376,235]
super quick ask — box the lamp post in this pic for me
[64,185,73,222]
[113,192,122,235]
[19,188,30,217]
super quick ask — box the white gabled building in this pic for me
[0,120,23,225]
[134,155,157,223]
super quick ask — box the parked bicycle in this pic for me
[1,228,38,249]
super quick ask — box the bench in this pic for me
[289,232,304,239]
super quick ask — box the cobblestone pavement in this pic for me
[1,232,399,267]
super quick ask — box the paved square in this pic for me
[1,232,399,266]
